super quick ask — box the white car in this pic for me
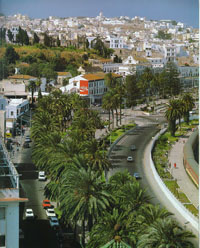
[127,156,133,162]
[38,171,47,181]
[25,208,34,219]
[46,208,56,218]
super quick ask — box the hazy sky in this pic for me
[1,0,199,27]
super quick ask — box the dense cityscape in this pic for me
[0,7,199,248]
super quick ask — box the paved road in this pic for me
[107,115,199,248]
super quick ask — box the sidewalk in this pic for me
[10,128,30,164]
[168,132,199,208]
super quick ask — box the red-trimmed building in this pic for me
[60,73,122,105]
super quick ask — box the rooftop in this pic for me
[8,75,36,80]
[83,72,121,81]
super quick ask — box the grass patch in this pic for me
[164,180,179,193]
[184,204,199,217]
[178,192,190,203]
[107,124,136,144]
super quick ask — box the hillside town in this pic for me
[0,10,199,248]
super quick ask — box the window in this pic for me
[1,104,3,110]
[0,208,5,219]
[11,111,14,116]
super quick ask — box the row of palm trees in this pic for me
[165,93,195,136]
[31,90,195,247]
[102,73,125,130]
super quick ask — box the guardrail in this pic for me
[150,128,198,231]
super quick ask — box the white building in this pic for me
[0,137,28,248]
[110,36,124,49]
[163,44,177,63]
[6,99,29,131]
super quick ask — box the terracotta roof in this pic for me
[57,72,71,76]
[83,73,121,81]
[98,59,113,63]
[0,197,28,202]
[8,75,36,80]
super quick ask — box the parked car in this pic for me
[133,172,141,180]
[46,208,56,218]
[38,171,47,181]
[23,141,30,148]
[42,199,52,209]
[25,137,32,143]
[25,208,34,219]
[49,216,59,228]
[130,145,136,151]
[127,156,133,162]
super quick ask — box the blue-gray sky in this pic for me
[1,0,199,27]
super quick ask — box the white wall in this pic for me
[0,202,19,248]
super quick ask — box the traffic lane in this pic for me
[18,144,61,248]
[108,125,159,178]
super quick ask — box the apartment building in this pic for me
[0,138,27,248]
[60,73,122,104]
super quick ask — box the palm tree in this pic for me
[87,208,136,248]
[181,93,195,124]
[136,204,173,234]
[118,182,151,213]
[83,138,112,173]
[137,218,195,248]
[58,159,113,247]
[28,80,36,104]
[165,99,182,137]
[102,92,112,130]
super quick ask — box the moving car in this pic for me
[38,171,47,181]
[49,216,59,228]
[130,145,136,151]
[46,208,56,218]
[133,172,141,180]
[127,156,133,162]
[42,199,52,209]
[25,208,34,219]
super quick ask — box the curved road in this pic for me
[107,115,199,247]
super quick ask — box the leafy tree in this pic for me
[33,32,40,44]
[56,37,60,47]
[165,62,181,96]
[4,46,19,64]
[124,74,140,107]
[113,55,122,63]
[0,58,8,80]
[43,32,51,47]
[0,28,6,44]
[156,30,172,40]
[7,29,14,42]
[85,39,89,49]
[16,26,29,45]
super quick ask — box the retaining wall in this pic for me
[150,129,198,231]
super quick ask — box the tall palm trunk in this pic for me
[119,102,122,125]
[115,109,118,127]
[108,110,111,130]
[111,109,114,129]
[82,219,86,247]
